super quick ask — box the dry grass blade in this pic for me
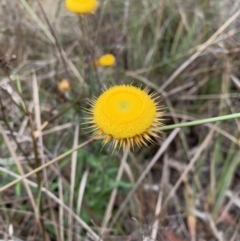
[58,169,64,241]
[159,8,240,91]
[0,166,102,241]
[42,122,74,136]
[109,128,180,228]
[33,73,58,240]
[163,128,215,207]
[0,124,38,220]
[0,138,95,192]
[68,122,79,241]
[151,154,168,240]
[77,168,89,215]
[208,214,225,241]
[101,148,129,232]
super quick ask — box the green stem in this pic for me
[159,113,240,131]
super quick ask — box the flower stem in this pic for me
[159,113,240,130]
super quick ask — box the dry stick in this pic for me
[208,214,225,241]
[19,103,34,136]
[159,8,240,92]
[109,128,180,228]
[0,124,38,219]
[33,75,60,237]
[32,72,60,240]
[77,169,89,215]
[58,169,64,241]
[0,138,94,192]
[33,71,60,240]
[32,73,50,241]
[162,128,215,208]
[68,123,79,241]
[0,166,102,241]
[101,148,129,232]
[151,154,168,240]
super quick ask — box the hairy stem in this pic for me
[160,113,240,131]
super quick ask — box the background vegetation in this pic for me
[0,0,240,240]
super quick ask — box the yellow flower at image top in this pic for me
[58,79,71,92]
[66,0,99,14]
[97,54,115,67]
[85,85,163,150]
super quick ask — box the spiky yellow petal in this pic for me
[84,85,163,150]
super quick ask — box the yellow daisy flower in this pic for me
[65,0,99,14]
[58,79,71,92]
[84,85,163,150]
[97,54,115,67]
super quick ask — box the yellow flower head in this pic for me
[58,79,71,92]
[66,0,99,14]
[97,54,115,67]
[84,85,163,150]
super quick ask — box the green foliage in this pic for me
[79,149,132,222]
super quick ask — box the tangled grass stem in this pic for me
[0,138,95,193]
[159,113,240,131]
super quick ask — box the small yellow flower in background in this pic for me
[65,0,99,14]
[96,54,115,67]
[58,79,71,92]
[84,85,163,150]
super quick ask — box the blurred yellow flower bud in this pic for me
[97,54,115,67]
[58,79,71,92]
[66,0,99,14]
